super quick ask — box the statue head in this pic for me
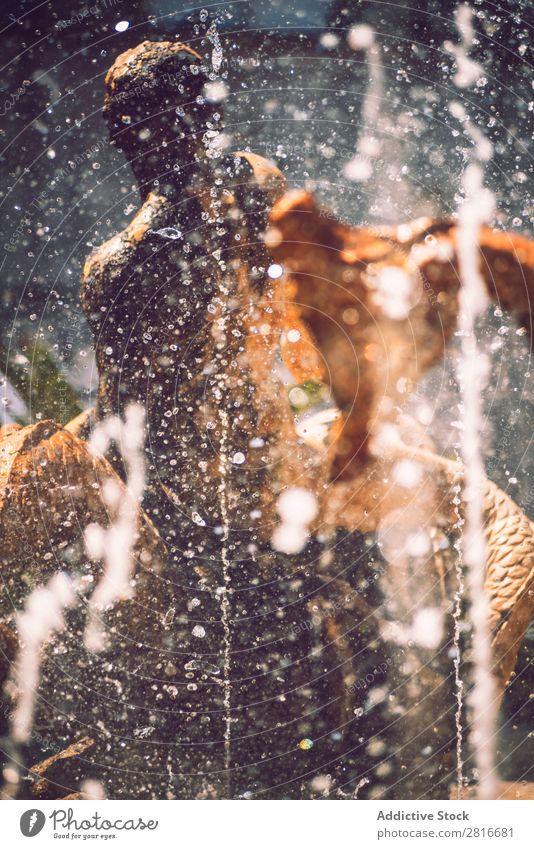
[103,40,216,198]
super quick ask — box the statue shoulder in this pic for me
[81,192,171,318]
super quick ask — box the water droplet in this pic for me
[151,227,183,240]
[184,659,220,675]
[267,263,283,279]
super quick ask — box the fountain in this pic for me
[0,17,533,803]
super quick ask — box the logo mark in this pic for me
[20,809,46,837]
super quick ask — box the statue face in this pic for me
[103,41,213,195]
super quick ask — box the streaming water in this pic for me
[446,4,497,800]
[11,572,77,745]
[217,403,233,780]
[447,4,497,800]
[344,25,383,183]
[84,403,146,652]
[455,161,497,800]
[211,254,233,790]
[452,480,466,797]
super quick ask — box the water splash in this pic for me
[217,404,233,780]
[455,161,497,800]
[211,245,233,787]
[448,3,497,800]
[150,227,183,240]
[84,403,146,652]
[207,22,223,75]
[80,779,106,800]
[8,404,146,774]
[271,487,318,554]
[344,25,383,182]
[444,4,484,88]
[11,572,77,743]
[336,775,370,799]
[0,371,28,425]
[451,479,466,796]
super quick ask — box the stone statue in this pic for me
[1,40,532,800]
